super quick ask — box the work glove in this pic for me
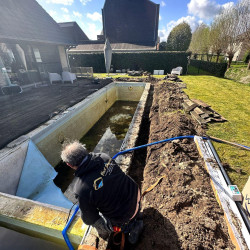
[93,217,113,240]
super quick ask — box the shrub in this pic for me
[68,51,191,74]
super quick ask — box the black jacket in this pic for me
[73,153,139,226]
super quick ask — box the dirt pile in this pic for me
[132,80,234,249]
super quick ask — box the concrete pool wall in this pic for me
[0,82,150,246]
[33,82,146,167]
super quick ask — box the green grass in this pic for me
[230,62,248,66]
[180,75,250,191]
[230,64,248,68]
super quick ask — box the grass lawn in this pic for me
[180,75,250,190]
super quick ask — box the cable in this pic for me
[65,200,79,226]
[208,136,250,151]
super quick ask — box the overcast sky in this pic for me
[36,0,237,41]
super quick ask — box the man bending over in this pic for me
[61,141,143,244]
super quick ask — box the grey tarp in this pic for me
[16,140,73,209]
[104,38,112,74]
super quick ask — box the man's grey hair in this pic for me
[61,140,88,167]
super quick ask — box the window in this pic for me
[33,48,42,63]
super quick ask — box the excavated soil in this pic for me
[128,80,234,249]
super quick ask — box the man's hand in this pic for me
[93,217,113,240]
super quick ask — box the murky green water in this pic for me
[54,101,138,192]
[81,100,138,156]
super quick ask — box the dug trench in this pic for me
[125,79,234,249]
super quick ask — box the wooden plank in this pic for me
[211,117,227,122]
[220,116,227,121]
[205,117,212,122]
[182,93,189,100]
[184,98,227,123]
[203,109,214,116]
[178,83,187,89]
[187,104,197,112]
[194,107,204,115]
[183,99,197,112]
[192,99,210,108]
[190,111,207,124]
[200,113,209,119]
[213,112,227,121]
[213,112,221,118]
[184,99,195,106]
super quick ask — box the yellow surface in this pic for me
[0,193,86,244]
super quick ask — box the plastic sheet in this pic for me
[16,141,73,209]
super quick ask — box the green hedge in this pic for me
[189,59,227,77]
[68,52,191,74]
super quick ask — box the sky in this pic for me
[36,0,237,41]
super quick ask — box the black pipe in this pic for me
[207,140,250,233]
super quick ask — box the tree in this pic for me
[210,19,226,63]
[159,42,167,51]
[216,5,241,68]
[166,22,192,51]
[235,0,250,69]
[188,26,201,55]
[189,23,211,61]
[188,0,250,68]
[198,24,211,61]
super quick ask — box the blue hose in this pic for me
[62,205,79,250]
[112,135,196,159]
[62,135,249,249]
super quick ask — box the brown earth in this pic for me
[128,80,234,249]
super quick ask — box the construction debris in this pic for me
[163,74,183,82]
[183,99,227,124]
[127,70,143,76]
[115,77,144,82]
[115,76,159,83]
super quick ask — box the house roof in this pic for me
[69,42,157,53]
[0,0,76,45]
[58,22,89,43]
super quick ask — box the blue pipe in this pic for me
[112,135,196,159]
[62,205,79,250]
[62,135,250,249]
